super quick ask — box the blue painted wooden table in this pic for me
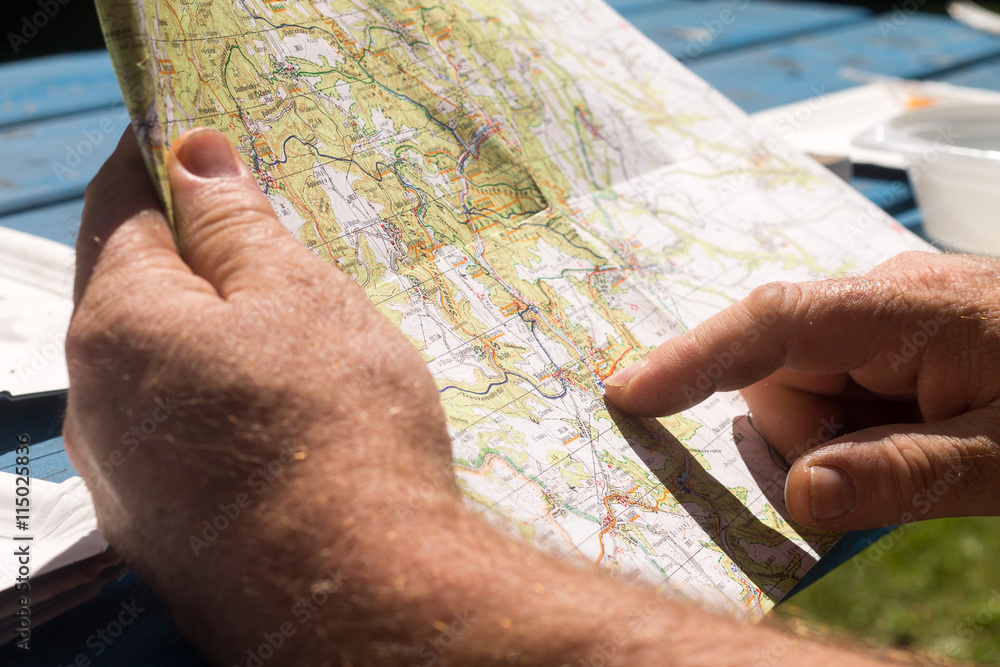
[4,0,1000,663]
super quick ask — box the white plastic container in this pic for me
[854,104,1000,254]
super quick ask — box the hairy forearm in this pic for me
[71,375,892,666]
[325,510,887,667]
[147,444,891,667]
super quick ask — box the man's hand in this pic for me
[65,128,896,666]
[65,127,465,662]
[605,252,1000,531]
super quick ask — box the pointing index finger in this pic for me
[603,279,909,417]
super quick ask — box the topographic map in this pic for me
[95,0,925,619]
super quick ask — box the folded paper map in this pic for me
[94,0,926,618]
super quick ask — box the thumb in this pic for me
[167,128,320,297]
[784,408,1000,530]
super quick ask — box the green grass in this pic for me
[777,518,1000,664]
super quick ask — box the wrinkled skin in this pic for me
[65,127,960,666]
[606,253,1000,530]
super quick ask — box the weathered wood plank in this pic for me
[0,51,122,129]
[0,437,74,484]
[0,107,129,217]
[605,0,688,17]
[0,198,83,247]
[691,13,1000,112]
[628,0,868,62]
[935,58,1000,91]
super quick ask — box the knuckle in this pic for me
[886,253,993,300]
[182,181,275,241]
[67,282,167,367]
[895,262,955,293]
[743,280,804,324]
[66,311,122,365]
[872,251,939,287]
[878,431,980,514]
[65,309,107,364]
[82,161,119,212]
[942,431,1000,506]
[884,250,935,268]
[878,255,1000,327]
[82,178,101,214]
[883,433,936,496]
[66,275,129,360]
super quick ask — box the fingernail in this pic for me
[175,129,243,179]
[809,465,856,522]
[605,358,649,389]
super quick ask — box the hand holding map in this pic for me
[64,120,894,667]
[91,0,925,618]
